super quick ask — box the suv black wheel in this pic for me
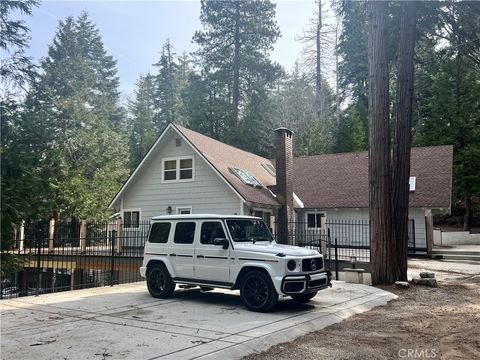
[240,270,278,312]
[147,263,175,298]
[291,291,317,303]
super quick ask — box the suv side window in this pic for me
[200,222,226,245]
[148,222,171,243]
[174,222,196,244]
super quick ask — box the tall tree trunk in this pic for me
[335,20,340,126]
[231,2,241,128]
[368,0,395,285]
[316,0,323,119]
[393,1,417,281]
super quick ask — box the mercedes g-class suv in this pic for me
[140,214,332,312]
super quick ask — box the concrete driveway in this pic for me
[1,281,396,360]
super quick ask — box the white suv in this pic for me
[140,214,332,312]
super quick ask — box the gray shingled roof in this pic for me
[292,146,453,209]
[175,124,280,206]
[112,124,453,210]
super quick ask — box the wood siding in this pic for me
[121,128,242,219]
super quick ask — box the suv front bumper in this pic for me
[281,270,332,295]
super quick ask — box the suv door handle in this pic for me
[196,255,205,259]
[169,253,177,257]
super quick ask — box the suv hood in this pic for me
[234,242,320,257]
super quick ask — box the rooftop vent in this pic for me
[409,176,416,192]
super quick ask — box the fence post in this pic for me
[36,232,41,296]
[334,237,339,280]
[48,218,55,253]
[110,230,116,286]
[425,210,433,255]
[79,220,87,253]
[71,269,76,290]
[19,220,25,253]
[327,227,332,270]
[115,219,123,254]
[320,216,327,255]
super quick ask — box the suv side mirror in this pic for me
[213,238,229,249]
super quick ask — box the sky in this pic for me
[21,0,320,96]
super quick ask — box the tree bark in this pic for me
[231,1,241,128]
[393,1,417,281]
[335,20,340,126]
[368,0,395,285]
[316,0,323,119]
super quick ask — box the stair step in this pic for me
[431,250,480,256]
[431,253,480,262]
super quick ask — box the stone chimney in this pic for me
[274,127,294,245]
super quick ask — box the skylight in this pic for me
[262,163,276,176]
[230,167,263,188]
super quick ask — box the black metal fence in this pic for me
[2,218,372,299]
[1,220,150,299]
[279,219,371,277]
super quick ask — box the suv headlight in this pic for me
[287,259,297,271]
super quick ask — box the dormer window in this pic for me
[230,167,262,188]
[162,156,194,182]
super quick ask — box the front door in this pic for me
[305,212,325,247]
[194,221,230,283]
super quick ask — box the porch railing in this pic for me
[1,220,150,299]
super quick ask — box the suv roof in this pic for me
[151,214,262,221]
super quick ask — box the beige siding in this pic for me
[121,128,242,219]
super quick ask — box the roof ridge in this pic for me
[174,123,273,164]
[293,144,454,160]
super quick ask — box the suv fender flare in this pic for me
[146,258,176,278]
[234,264,275,289]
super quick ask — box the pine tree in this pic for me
[128,74,157,169]
[182,71,229,140]
[335,0,369,152]
[154,40,178,130]
[393,1,417,281]
[20,12,129,221]
[1,0,40,240]
[0,0,39,98]
[298,0,335,120]
[1,0,40,274]
[368,0,396,285]
[268,65,335,156]
[193,0,281,135]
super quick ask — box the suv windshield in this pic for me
[226,219,274,242]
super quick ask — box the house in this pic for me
[109,123,453,253]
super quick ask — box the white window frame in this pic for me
[177,206,192,215]
[306,211,326,229]
[123,208,142,229]
[161,156,195,183]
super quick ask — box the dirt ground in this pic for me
[244,261,480,360]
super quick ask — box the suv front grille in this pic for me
[302,257,323,272]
